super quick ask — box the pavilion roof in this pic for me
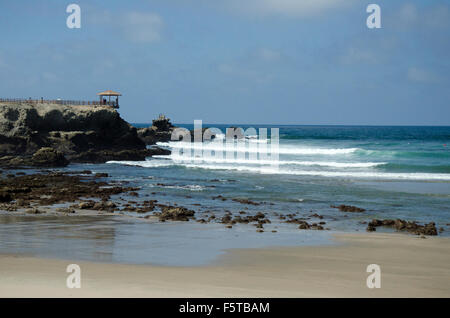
[97,90,122,96]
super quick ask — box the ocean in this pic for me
[0,125,449,266]
[117,124,450,229]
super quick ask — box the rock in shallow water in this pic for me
[366,218,438,236]
[331,204,366,213]
[158,206,195,222]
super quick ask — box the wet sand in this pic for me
[0,233,449,297]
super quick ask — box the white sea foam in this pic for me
[245,135,268,143]
[148,183,206,191]
[156,141,358,155]
[106,160,174,168]
[179,163,450,181]
[107,159,450,181]
[153,155,383,168]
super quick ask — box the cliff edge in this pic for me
[0,102,168,165]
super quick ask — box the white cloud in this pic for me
[217,48,286,84]
[225,0,355,17]
[340,47,379,65]
[88,9,163,44]
[258,48,281,62]
[122,12,163,43]
[407,67,438,83]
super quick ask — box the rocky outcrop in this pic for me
[331,204,366,212]
[68,147,170,163]
[136,115,221,144]
[136,114,175,145]
[31,147,69,167]
[0,147,69,167]
[366,218,438,236]
[0,102,166,165]
[156,206,195,222]
[0,171,139,206]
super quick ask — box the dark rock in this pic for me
[0,191,12,203]
[254,212,265,219]
[31,147,69,167]
[0,103,157,165]
[0,203,17,211]
[212,195,227,201]
[78,201,95,209]
[232,198,260,206]
[298,222,310,230]
[15,199,29,207]
[26,207,44,214]
[367,218,438,236]
[136,115,175,145]
[158,206,195,222]
[221,214,232,224]
[69,148,168,164]
[56,207,75,214]
[0,172,137,206]
[93,201,116,212]
[331,204,366,212]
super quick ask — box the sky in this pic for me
[0,0,449,125]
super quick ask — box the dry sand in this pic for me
[0,233,449,297]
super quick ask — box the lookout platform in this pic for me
[0,90,122,109]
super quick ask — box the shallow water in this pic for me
[0,215,333,266]
[1,125,449,265]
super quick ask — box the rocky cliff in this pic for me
[0,102,169,166]
[136,114,175,145]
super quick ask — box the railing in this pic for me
[0,98,119,108]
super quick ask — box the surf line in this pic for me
[168,119,280,170]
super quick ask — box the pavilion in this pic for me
[97,90,121,108]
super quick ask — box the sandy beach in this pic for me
[1,232,449,298]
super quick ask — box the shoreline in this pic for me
[1,168,446,237]
[1,232,449,297]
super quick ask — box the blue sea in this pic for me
[120,124,450,228]
[1,125,449,265]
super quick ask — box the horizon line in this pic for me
[132,122,450,128]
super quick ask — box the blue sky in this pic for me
[0,0,449,125]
